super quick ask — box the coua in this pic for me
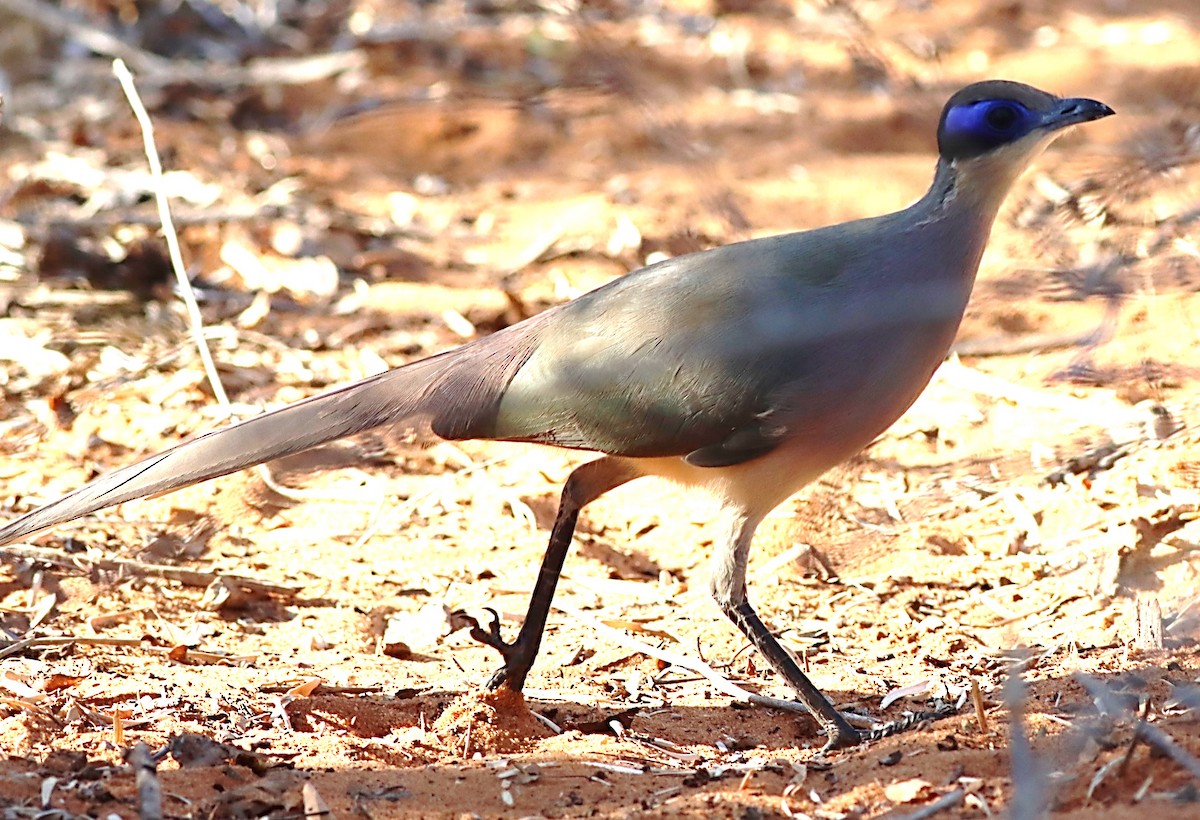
[0,81,1113,749]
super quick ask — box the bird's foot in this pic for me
[461,608,534,692]
[466,607,511,654]
[820,723,864,752]
[743,692,866,751]
[813,703,966,751]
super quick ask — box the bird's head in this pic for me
[934,80,1114,203]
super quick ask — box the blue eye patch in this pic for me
[939,99,1040,158]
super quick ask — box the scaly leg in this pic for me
[709,505,862,751]
[472,457,637,691]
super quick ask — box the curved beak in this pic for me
[1045,97,1115,131]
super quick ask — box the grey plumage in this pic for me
[0,80,1113,750]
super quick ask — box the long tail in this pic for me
[0,356,455,546]
[0,339,513,546]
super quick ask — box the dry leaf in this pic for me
[42,673,87,693]
[302,782,331,819]
[383,603,459,657]
[286,677,323,697]
[884,778,933,804]
[880,679,933,710]
[599,619,678,642]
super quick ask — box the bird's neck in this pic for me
[918,132,1059,226]
[920,158,962,211]
[910,157,1013,227]
[874,155,1017,305]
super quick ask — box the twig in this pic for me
[112,58,230,409]
[963,594,1081,629]
[952,329,1103,358]
[0,635,146,660]
[0,543,300,596]
[890,788,965,820]
[0,633,256,663]
[259,683,386,695]
[552,601,862,724]
[17,204,289,230]
[1078,675,1200,782]
[971,680,989,734]
[147,645,256,664]
[0,0,364,88]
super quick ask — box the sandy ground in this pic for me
[0,0,1199,817]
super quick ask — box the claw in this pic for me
[468,607,511,655]
[485,666,509,690]
[460,607,522,690]
[458,607,539,693]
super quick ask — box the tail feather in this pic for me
[0,299,559,547]
[0,354,456,547]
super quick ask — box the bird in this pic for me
[0,80,1112,750]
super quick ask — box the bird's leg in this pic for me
[710,506,862,751]
[472,457,637,692]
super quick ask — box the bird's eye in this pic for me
[985,103,1018,130]
[938,98,1036,159]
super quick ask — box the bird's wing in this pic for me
[476,230,869,463]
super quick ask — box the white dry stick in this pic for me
[891,788,966,820]
[302,782,333,819]
[112,58,230,409]
[554,601,868,726]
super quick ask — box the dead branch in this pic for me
[0,543,301,597]
[0,0,364,88]
[1078,675,1200,783]
[113,58,230,409]
[890,788,966,820]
